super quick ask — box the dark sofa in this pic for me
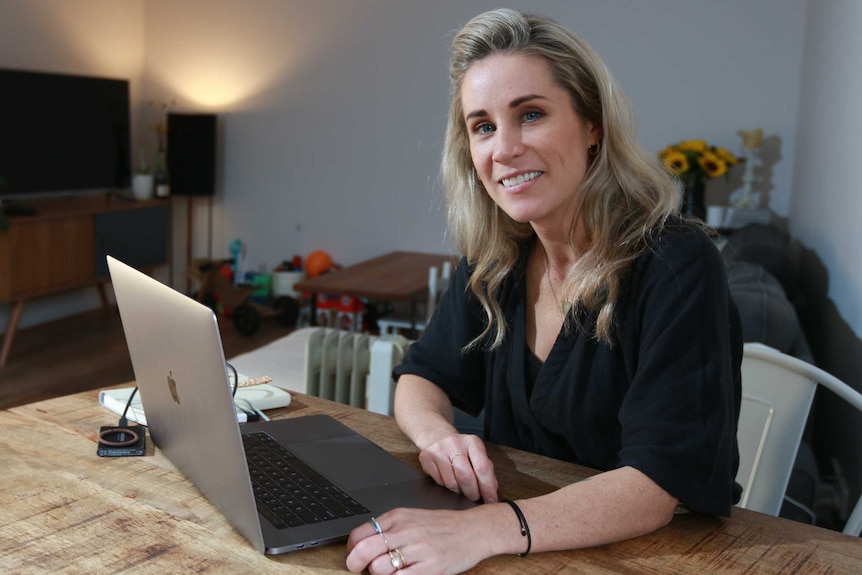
[721,223,813,363]
[720,223,819,525]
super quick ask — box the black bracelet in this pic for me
[502,498,531,557]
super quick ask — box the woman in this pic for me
[347,8,741,575]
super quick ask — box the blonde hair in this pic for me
[442,9,679,349]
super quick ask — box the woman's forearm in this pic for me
[394,374,499,503]
[489,466,678,554]
[393,374,459,449]
[350,465,680,574]
[393,376,678,552]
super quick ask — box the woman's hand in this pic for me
[345,507,494,575]
[417,432,498,504]
[393,375,498,504]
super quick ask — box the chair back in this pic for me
[425,261,452,322]
[737,343,862,536]
[377,260,453,335]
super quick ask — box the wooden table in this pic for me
[294,250,454,332]
[2,389,860,574]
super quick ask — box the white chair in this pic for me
[736,342,862,536]
[377,261,452,335]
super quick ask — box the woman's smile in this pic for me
[500,170,544,190]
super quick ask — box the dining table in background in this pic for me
[293,250,455,334]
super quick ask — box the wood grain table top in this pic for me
[1,388,860,574]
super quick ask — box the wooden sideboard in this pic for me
[0,195,170,367]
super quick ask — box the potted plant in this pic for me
[131,147,154,201]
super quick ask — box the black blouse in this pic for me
[393,220,743,516]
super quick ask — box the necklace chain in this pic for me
[542,251,570,317]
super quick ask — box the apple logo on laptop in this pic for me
[167,371,180,405]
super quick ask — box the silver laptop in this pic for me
[107,256,473,554]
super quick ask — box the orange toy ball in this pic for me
[305,250,334,278]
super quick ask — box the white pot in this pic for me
[706,205,726,228]
[131,173,154,201]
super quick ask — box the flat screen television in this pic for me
[0,68,131,202]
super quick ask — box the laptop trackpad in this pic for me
[289,435,423,491]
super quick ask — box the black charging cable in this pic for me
[225,361,262,421]
[226,361,239,397]
[118,386,139,426]
[101,362,243,446]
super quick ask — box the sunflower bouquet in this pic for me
[658,139,744,220]
[658,139,742,186]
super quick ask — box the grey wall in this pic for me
[142,0,806,277]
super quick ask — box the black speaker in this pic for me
[167,113,216,197]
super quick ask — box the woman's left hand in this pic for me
[345,507,490,575]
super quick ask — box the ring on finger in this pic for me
[369,516,382,535]
[449,452,465,465]
[389,548,407,570]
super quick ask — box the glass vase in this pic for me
[682,179,706,221]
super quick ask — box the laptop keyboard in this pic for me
[242,432,370,529]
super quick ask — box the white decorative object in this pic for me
[733,129,763,208]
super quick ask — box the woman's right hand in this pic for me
[393,375,498,502]
[417,432,498,503]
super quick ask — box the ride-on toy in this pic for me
[188,259,299,335]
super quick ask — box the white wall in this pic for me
[791,0,862,511]
[792,0,862,337]
[137,0,806,282]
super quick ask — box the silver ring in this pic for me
[389,548,406,570]
[449,452,465,465]
[369,516,382,535]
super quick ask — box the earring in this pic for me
[588,143,600,155]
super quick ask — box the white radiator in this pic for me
[304,328,412,415]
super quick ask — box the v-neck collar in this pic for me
[508,266,577,415]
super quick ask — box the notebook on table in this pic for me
[107,256,473,554]
[98,376,291,425]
